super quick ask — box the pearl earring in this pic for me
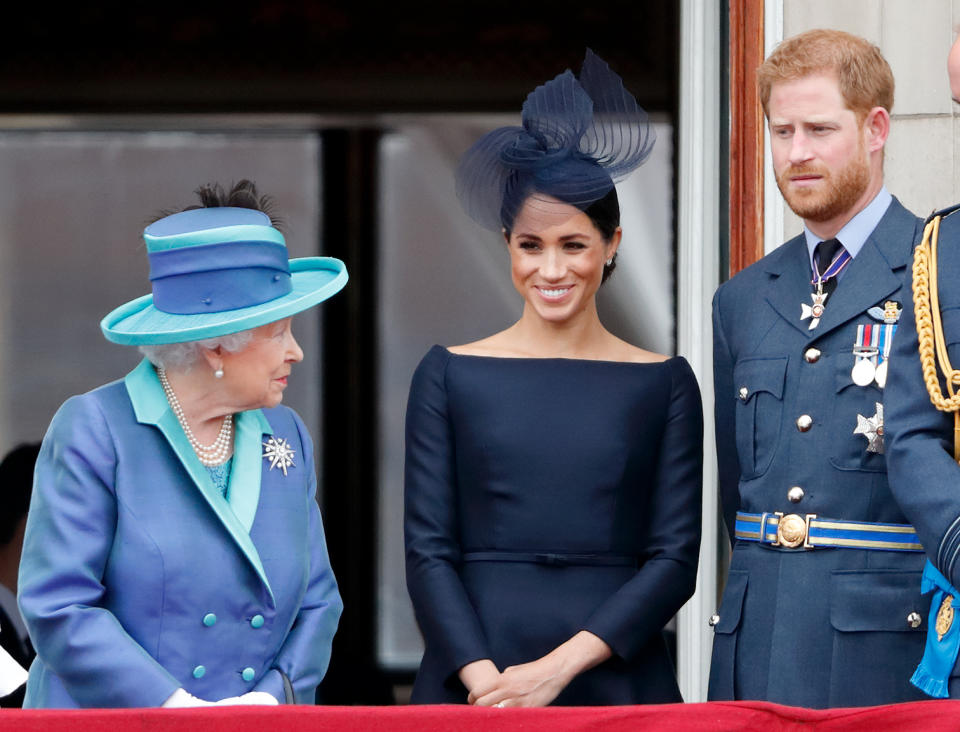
[214,367,224,379]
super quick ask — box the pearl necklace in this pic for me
[158,368,233,467]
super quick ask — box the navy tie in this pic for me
[814,238,843,297]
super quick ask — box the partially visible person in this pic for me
[709,29,926,707]
[18,181,346,708]
[404,51,702,707]
[884,31,960,700]
[0,442,38,707]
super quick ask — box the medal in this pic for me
[874,361,888,389]
[801,246,852,330]
[851,323,879,386]
[852,358,876,386]
[801,289,829,330]
[937,594,955,642]
[874,323,896,389]
[854,402,884,454]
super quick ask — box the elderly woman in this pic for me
[404,52,702,706]
[17,181,346,708]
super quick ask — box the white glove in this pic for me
[215,691,280,706]
[162,687,215,707]
[0,644,28,697]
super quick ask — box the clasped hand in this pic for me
[467,656,568,708]
[460,631,612,708]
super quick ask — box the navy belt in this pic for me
[461,551,637,567]
[735,511,923,552]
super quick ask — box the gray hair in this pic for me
[138,330,254,371]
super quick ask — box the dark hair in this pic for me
[150,179,283,229]
[503,186,621,284]
[584,188,621,284]
[0,443,40,546]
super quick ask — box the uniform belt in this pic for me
[735,511,923,552]
[461,551,637,567]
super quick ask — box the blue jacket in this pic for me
[886,205,960,696]
[709,198,928,707]
[17,359,342,708]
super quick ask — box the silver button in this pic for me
[787,486,804,503]
[708,613,720,627]
[804,348,821,363]
[908,612,922,629]
[796,414,813,432]
[738,387,749,401]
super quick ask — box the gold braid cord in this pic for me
[912,215,960,461]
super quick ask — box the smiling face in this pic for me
[768,73,886,235]
[217,317,303,410]
[506,195,620,325]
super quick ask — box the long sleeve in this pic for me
[582,357,703,660]
[254,413,342,704]
[18,394,181,708]
[884,269,960,584]
[713,287,741,542]
[404,348,490,682]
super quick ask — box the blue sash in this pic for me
[911,560,960,698]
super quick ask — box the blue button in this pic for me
[242,667,255,682]
[251,614,265,628]
[193,665,206,679]
[203,613,217,627]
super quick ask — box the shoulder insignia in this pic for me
[926,202,960,225]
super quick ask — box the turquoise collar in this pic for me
[125,358,274,600]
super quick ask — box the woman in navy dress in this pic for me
[404,52,703,707]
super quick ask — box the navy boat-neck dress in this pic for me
[404,345,703,705]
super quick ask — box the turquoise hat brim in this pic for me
[101,257,348,345]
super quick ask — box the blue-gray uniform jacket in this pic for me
[708,197,928,708]
[886,204,960,698]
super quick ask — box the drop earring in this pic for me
[605,258,613,266]
[214,367,224,379]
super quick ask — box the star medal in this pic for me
[851,323,879,386]
[801,289,829,330]
[853,402,884,454]
[262,436,296,476]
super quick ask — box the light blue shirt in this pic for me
[803,186,892,277]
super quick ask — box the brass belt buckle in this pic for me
[774,512,817,549]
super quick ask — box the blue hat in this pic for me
[455,49,655,231]
[101,207,348,345]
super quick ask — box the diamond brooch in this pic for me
[262,436,296,476]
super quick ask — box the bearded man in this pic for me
[708,29,926,708]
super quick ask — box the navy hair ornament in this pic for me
[455,49,655,232]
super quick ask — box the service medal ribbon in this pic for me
[851,323,879,386]
[874,323,896,388]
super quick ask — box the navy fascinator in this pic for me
[455,49,655,232]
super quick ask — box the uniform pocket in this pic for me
[708,570,748,700]
[828,570,928,707]
[732,358,787,479]
[830,358,887,473]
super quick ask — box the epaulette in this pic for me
[925,202,960,225]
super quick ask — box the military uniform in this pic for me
[886,203,960,699]
[708,195,929,708]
